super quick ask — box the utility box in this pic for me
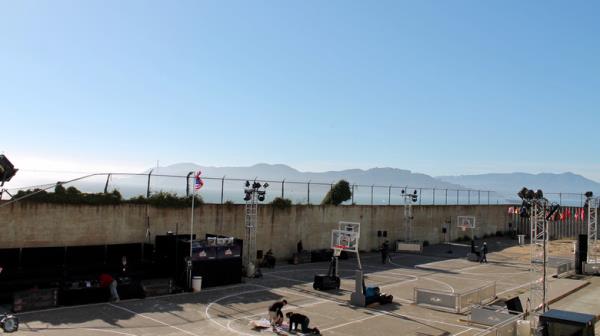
[539,309,596,336]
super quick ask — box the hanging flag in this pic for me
[581,208,586,221]
[575,212,579,220]
[194,171,204,190]
[508,206,514,214]
[559,212,565,221]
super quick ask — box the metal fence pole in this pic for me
[146,169,153,198]
[433,188,436,205]
[281,179,285,199]
[371,185,374,206]
[487,191,490,205]
[307,181,311,205]
[351,184,355,204]
[388,186,392,205]
[220,176,225,204]
[445,189,448,205]
[457,190,459,205]
[467,190,470,205]
[478,190,481,205]
[185,172,193,197]
[419,188,422,205]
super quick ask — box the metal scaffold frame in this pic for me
[529,199,548,316]
[243,193,258,276]
[587,197,599,263]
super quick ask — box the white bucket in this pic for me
[192,276,202,292]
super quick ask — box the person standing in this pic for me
[381,240,390,264]
[99,273,120,303]
[480,242,488,264]
[268,299,287,325]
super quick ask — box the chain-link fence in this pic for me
[2,171,589,206]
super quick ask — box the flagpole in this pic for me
[189,184,196,289]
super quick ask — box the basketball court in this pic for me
[7,243,590,336]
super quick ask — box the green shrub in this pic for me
[224,200,234,206]
[127,191,203,208]
[271,197,292,209]
[321,180,352,206]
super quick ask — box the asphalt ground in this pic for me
[6,248,592,336]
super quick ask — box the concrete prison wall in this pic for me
[0,203,512,259]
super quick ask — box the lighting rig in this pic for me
[401,189,418,242]
[517,187,560,323]
[243,180,268,277]
[0,155,18,200]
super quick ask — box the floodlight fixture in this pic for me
[245,180,250,187]
[413,190,417,195]
[517,187,529,199]
[263,182,269,188]
[535,189,544,199]
[252,182,261,189]
[257,190,266,202]
[0,155,18,186]
[585,191,594,198]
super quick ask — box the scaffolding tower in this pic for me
[529,199,548,316]
[587,197,599,264]
[243,190,259,277]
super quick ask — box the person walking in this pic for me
[268,299,287,325]
[381,240,390,264]
[286,312,320,334]
[480,242,488,264]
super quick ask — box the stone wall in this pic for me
[0,203,512,259]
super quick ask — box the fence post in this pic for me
[185,172,193,197]
[487,191,490,205]
[388,186,392,205]
[478,190,481,205]
[220,176,225,204]
[371,185,374,206]
[419,188,422,205]
[467,190,470,205]
[104,173,111,193]
[445,189,448,205]
[433,188,436,205]
[146,169,153,198]
[281,179,285,199]
[457,190,459,205]
[307,181,311,205]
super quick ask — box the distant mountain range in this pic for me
[65,163,597,205]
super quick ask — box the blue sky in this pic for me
[2,0,599,185]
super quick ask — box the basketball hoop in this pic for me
[333,248,342,257]
[459,225,467,232]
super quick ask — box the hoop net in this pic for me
[333,248,342,257]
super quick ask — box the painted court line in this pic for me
[109,303,201,336]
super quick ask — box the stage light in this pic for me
[0,155,18,185]
[585,191,594,198]
[517,187,529,199]
[257,191,266,202]
[413,190,417,195]
[263,182,269,188]
[526,189,535,200]
[401,189,405,195]
[252,182,261,189]
[535,189,544,199]
[245,181,250,187]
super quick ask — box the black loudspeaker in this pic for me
[377,230,382,237]
[383,231,387,238]
[576,234,588,274]
[442,228,447,234]
[505,296,523,313]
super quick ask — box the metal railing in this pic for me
[3,171,590,206]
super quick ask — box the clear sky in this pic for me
[2,1,599,184]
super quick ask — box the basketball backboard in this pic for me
[331,229,359,253]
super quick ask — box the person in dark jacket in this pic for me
[381,240,390,264]
[285,312,319,334]
[268,299,287,325]
[480,242,488,263]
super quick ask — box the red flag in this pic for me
[559,212,565,220]
[575,212,579,220]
